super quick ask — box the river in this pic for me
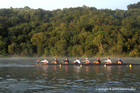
[0,57,140,93]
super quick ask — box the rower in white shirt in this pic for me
[73,58,81,64]
[41,58,49,64]
[104,58,112,64]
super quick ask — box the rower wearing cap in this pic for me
[82,58,90,64]
[93,58,101,64]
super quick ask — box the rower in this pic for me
[36,59,40,64]
[41,58,49,64]
[117,58,123,64]
[73,58,81,64]
[61,58,70,64]
[82,58,90,64]
[52,58,59,64]
[104,58,112,64]
[93,58,101,64]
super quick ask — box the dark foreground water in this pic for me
[0,58,140,93]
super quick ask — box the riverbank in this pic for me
[1,54,140,58]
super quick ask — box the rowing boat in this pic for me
[36,63,140,66]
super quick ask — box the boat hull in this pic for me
[36,63,140,66]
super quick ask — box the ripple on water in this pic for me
[57,79,67,84]
[6,75,11,78]
[57,79,66,81]
[0,80,59,93]
[120,78,131,82]
[34,80,47,84]
[0,64,35,67]
[96,73,104,75]
[75,79,85,82]
[107,81,121,84]
[6,79,17,82]
[0,77,3,80]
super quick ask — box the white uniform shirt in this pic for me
[41,60,49,63]
[105,59,112,63]
[74,59,81,64]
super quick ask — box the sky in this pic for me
[0,0,139,10]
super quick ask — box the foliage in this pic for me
[127,2,140,9]
[0,2,140,57]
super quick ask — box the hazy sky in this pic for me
[0,0,139,10]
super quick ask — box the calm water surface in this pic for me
[0,58,140,93]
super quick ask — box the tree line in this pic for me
[0,2,140,57]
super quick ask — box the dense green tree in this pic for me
[93,31,106,54]
[30,32,48,55]
[0,2,140,57]
[0,36,6,55]
[54,39,67,56]
[127,2,140,9]
[8,43,18,54]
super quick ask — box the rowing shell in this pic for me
[36,63,140,66]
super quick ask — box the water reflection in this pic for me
[105,66,112,80]
[117,66,122,75]
[53,65,57,71]
[53,65,57,79]
[104,66,127,81]
[94,66,100,73]
[42,66,48,77]
[85,66,90,74]
[73,66,80,79]
[65,65,68,72]
[73,66,80,73]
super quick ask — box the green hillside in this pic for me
[0,2,140,57]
